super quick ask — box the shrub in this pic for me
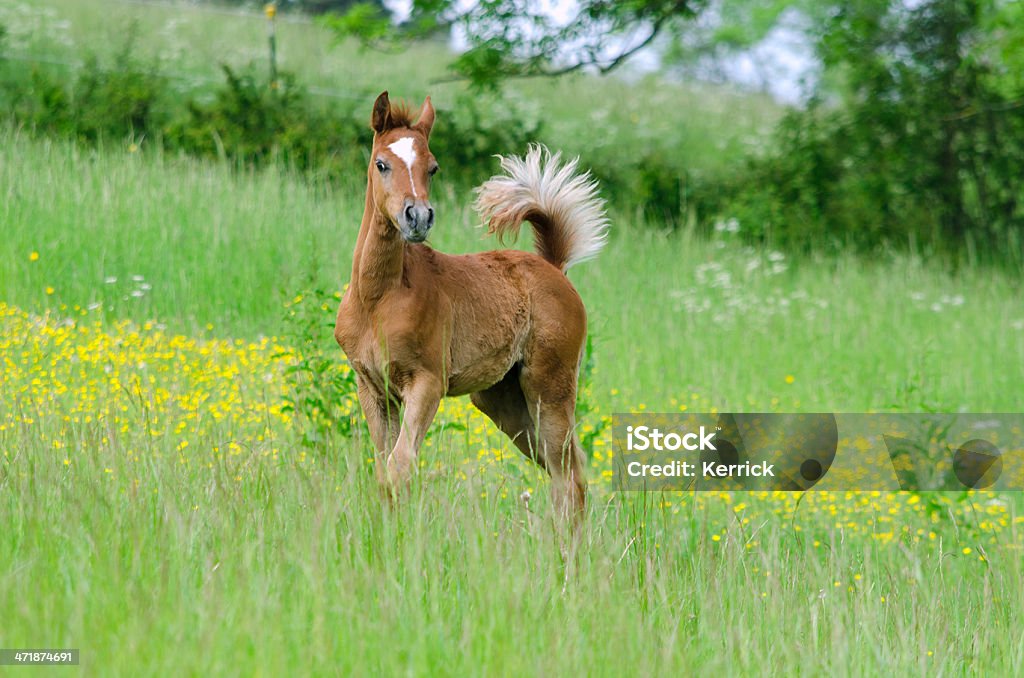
[428,92,543,183]
[164,65,364,175]
[1,29,165,142]
[591,149,691,226]
[71,51,166,142]
[690,0,1024,262]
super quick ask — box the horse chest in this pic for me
[334,295,364,357]
[337,318,401,396]
[336,293,436,396]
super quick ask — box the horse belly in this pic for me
[446,345,520,396]
[443,261,532,396]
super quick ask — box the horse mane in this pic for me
[388,101,416,129]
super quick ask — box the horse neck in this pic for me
[351,178,405,303]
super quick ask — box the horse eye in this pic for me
[375,160,388,173]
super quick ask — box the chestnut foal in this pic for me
[334,92,608,520]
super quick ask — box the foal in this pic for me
[334,92,608,519]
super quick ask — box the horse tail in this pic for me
[474,144,609,272]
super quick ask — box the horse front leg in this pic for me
[385,373,444,493]
[355,375,400,490]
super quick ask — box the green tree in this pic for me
[323,0,708,89]
[686,0,1022,260]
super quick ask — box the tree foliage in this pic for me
[323,0,708,89]
[704,0,1024,259]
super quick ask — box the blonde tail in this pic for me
[474,144,609,271]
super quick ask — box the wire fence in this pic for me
[0,0,373,102]
[2,50,368,102]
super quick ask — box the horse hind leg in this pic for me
[517,359,587,523]
[472,359,587,523]
[470,364,543,468]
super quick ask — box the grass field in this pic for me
[3,1,1024,675]
[3,127,1024,674]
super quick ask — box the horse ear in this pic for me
[414,96,435,139]
[371,91,392,134]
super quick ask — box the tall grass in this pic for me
[4,432,1024,675]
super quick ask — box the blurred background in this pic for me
[1,0,1021,265]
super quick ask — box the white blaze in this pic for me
[388,137,418,198]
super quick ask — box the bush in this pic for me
[428,92,543,183]
[164,65,364,175]
[0,34,543,189]
[2,32,165,142]
[591,149,691,226]
[71,52,166,141]
[161,69,544,183]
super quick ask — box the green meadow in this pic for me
[2,1,1024,675]
[4,129,1021,412]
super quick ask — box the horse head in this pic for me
[368,91,439,243]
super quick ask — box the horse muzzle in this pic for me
[398,199,434,243]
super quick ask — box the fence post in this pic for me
[265,3,278,90]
